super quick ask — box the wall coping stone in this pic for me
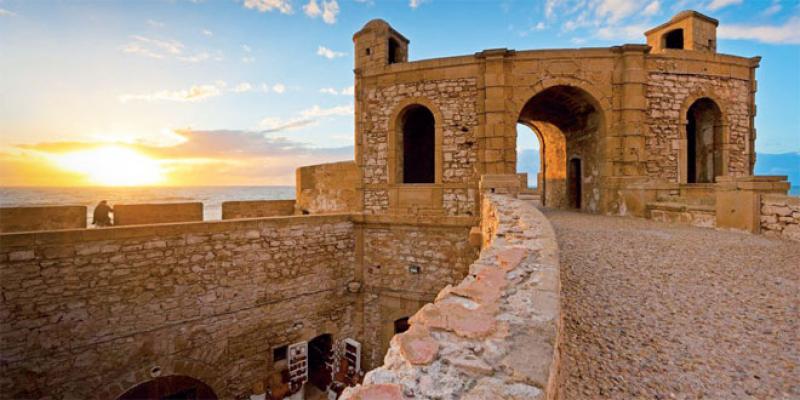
[341,194,562,400]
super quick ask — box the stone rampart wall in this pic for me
[0,214,357,399]
[0,206,86,233]
[296,161,359,214]
[114,202,204,226]
[760,194,800,241]
[221,200,296,219]
[342,194,562,400]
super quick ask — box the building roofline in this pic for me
[644,10,719,35]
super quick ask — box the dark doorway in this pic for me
[664,29,684,49]
[401,105,435,183]
[568,158,582,209]
[686,98,723,183]
[393,317,410,334]
[117,376,217,400]
[308,334,333,392]
[388,38,400,64]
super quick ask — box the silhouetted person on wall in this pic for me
[92,200,113,227]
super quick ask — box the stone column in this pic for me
[476,49,515,176]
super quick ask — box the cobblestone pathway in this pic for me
[546,210,800,400]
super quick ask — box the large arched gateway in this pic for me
[116,376,218,400]
[517,85,604,210]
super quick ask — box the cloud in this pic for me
[321,0,339,23]
[122,35,215,62]
[202,29,214,36]
[300,104,354,118]
[7,131,353,185]
[762,1,781,17]
[303,0,322,17]
[595,23,649,41]
[595,0,640,23]
[147,19,165,28]
[260,117,316,132]
[317,46,346,59]
[242,44,252,53]
[233,82,253,93]
[718,17,800,44]
[409,0,426,9]
[272,83,286,94]
[707,0,741,11]
[119,82,226,103]
[320,85,354,95]
[242,55,256,63]
[0,8,17,17]
[243,0,293,14]
[643,1,660,16]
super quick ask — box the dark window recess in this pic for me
[388,38,399,64]
[366,47,371,56]
[394,317,410,334]
[664,29,684,49]
[273,345,288,362]
[402,106,435,183]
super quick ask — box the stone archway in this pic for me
[516,85,605,211]
[116,375,218,400]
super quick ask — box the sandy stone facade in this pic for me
[760,194,800,241]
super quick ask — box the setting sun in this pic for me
[52,145,165,186]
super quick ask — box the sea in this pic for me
[0,186,295,223]
[0,185,798,224]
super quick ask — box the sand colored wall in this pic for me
[0,206,86,233]
[296,161,359,214]
[114,202,204,226]
[221,200,296,219]
[0,214,357,399]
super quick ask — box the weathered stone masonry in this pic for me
[0,215,358,399]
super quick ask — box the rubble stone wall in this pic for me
[342,194,562,400]
[359,220,479,369]
[0,214,357,399]
[0,206,87,233]
[296,161,359,214]
[760,194,800,241]
[645,72,751,182]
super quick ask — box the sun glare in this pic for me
[54,146,165,186]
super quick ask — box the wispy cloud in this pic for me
[259,103,353,133]
[147,19,165,28]
[260,117,316,132]
[300,104,354,118]
[317,45,346,59]
[119,82,226,103]
[233,82,253,93]
[307,0,341,24]
[706,0,742,11]
[0,8,17,17]
[122,35,217,62]
[718,17,800,44]
[202,29,214,36]
[409,0,427,9]
[243,0,293,14]
[320,85,354,95]
[272,83,286,94]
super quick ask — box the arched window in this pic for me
[686,98,723,183]
[388,38,400,64]
[663,29,684,49]
[399,105,435,183]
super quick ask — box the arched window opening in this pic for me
[117,376,218,400]
[516,123,543,191]
[664,29,684,49]
[393,317,410,334]
[308,334,333,392]
[388,38,400,64]
[400,105,435,183]
[686,98,723,183]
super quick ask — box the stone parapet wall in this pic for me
[221,200,296,219]
[0,205,86,233]
[114,202,204,226]
[296,161,359,214]
[760,194,800,241]
[342,194,561,400]
[0,214,357,399]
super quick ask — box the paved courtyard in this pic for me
[546,210,800,399]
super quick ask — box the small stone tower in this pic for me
[352,19,409,71]
[645,10,718,53]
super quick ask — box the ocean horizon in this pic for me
[0,186,295,222]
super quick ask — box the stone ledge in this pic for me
[342,194,561,400]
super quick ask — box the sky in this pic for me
[0,0,798,186]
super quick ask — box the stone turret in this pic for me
[352,19,409,71]
[645,10,718,53]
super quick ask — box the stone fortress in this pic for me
[1,10,798,400]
